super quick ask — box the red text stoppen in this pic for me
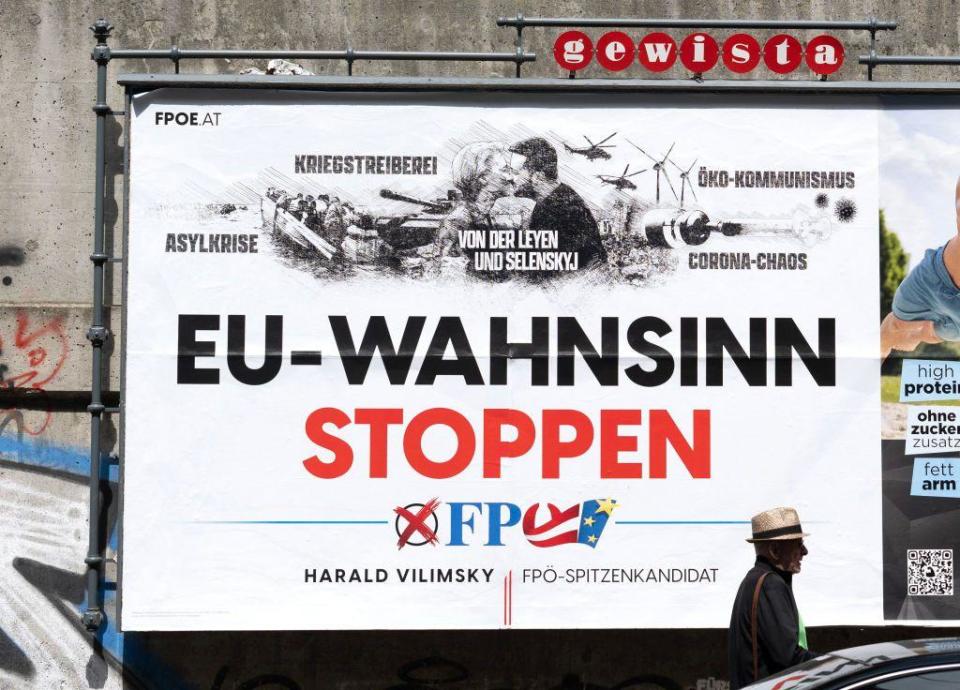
[302,407,711,480]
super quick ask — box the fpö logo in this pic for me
[554,30,843,76]
[393,498,618,549]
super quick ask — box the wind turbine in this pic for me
[628,140,678,204]
[669,158,698,206]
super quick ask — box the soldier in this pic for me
[290,192,305,220]
[324,196,348,243]
[303,195,319,229]
[272,189,292,230]
[342,202,361,229]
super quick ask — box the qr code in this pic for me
[907,549,954,596]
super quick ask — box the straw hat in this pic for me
[746,506,809,543]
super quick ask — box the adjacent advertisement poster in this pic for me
[121,88,881,631]
[880,100,960,621]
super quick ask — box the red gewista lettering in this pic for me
[722,33,761,73]
[763,34,803,74]
[596,31,635,71]
[805,35,844,75]
[637,32,677,72]
[679,33,719,73]
[554,30,593,71]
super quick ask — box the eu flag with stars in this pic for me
[576,498,616,548]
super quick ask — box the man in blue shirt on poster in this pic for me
[882,178,960,358]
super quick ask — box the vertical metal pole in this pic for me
[83,17,112,633]
[867,16,877,81]
[514,12,524,78]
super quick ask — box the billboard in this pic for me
[119,86,943,631]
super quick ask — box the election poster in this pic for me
[121,88,881,631]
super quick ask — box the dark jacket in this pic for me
[529,183,607,268]
[728,557,816,688]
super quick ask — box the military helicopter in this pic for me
[563,132,617,160]
[597,164,647,191]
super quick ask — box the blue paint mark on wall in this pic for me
[0,435,89,476]
[0,435,117,482]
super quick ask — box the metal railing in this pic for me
[859,54,960,80]
[111,47,535,76]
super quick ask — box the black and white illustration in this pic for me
[150,106,860,287]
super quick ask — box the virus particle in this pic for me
[815,193,829,208]
[834,198,857,223]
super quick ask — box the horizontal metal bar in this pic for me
[0,389,120,412]
[112,49,346,59]
[355,51,533,62]
[859,54,960,66]
[496,16,897,31]
[117,73,960,95]
[108,48,534,63]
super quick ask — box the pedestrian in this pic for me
[728,507,816,688]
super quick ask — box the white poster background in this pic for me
[122,89,881,631]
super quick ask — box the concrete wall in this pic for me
[1,1,958,687]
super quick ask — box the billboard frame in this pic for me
[86,12,960,633]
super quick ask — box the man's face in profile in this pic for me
[778,539,808,574]
[510,152,537,199]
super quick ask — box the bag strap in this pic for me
[751,572,771,682]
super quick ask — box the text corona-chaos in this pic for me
[176,314,836,388]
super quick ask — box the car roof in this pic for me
[748,639,960,689]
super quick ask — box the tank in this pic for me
[375,188,462,249]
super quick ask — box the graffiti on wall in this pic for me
[0,309,69,437]
[0,438,122,688]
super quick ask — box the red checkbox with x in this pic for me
[394,498,442,549]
